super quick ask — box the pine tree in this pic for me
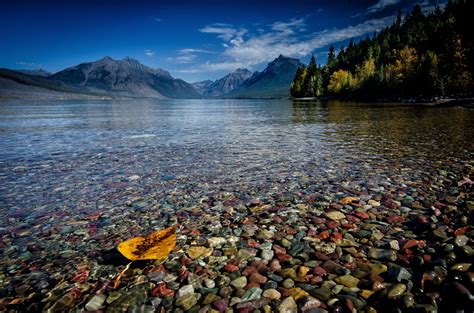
[327,46,336,69]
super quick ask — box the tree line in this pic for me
[291,0,474,99]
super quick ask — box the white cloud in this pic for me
[178,48,213,54]
[167,48,215,64]
[16,61,42,68]
[199,23,247,42]
[366,0,400,14]
[419,0,447,14]
[271,18,306,34]
[216,16,392,71]
[174,61,246,73]
[167,54,197,64]
[154,18,162,22]
[181,15,395,73]
[144,49,155,56]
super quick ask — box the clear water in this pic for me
[0,99,473,223]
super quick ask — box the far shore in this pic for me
[291,96,474,108]
[1,91,473,108]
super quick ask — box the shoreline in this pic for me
[2,90,473,107]
[291,96,474,108]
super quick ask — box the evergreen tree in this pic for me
[327,46,336,69]
[301,55,316,96]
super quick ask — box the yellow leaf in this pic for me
[118,225,177,261]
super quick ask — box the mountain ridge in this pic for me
[1,55,303,99]
[50,57,198,98]
[202,68,253,97]
[227,55,303,98]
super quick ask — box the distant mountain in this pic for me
[0,68,90,94]
[17,69,52,77]
[228,55,303,98]
[192,80,213,95]
[51,57,200,98]
[203,68,253,97]
[0,55,302,99]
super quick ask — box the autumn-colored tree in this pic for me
[328,70,354,94]
[394,46,418,82]
[290,66,306,97]
[354,58,376,88]
[449,34,472,94]
[424,51,447,96]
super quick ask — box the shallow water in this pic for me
[0,99,473,220]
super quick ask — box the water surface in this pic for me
[0,99,473,223]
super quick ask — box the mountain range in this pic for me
[197,68,253,97]
[0,55,301,99]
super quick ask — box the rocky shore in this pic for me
[0,167,472,312]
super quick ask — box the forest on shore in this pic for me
[290,0,474,99]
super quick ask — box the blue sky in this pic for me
[0,0,443,82]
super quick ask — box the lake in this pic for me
[1,99,473,212]
[0,99,473,311]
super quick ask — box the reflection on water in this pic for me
[292,100,473,159]
[0,99,473,219]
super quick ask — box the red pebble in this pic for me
[354,211,370,219]
[331,232,343,242]
[454,226,470,237]
[242,266,258,276]
[423,254,432,262]
[317,230,329,240]
[247,239,260,247]
[387,215,405,224]
[268,260,281,272]
[273,245,286,255]
[327,220,340,228]
[249,273,267,284]
[276,253,292,261]
[194,265,203,275]
[151,282,175,297]
[246,282,261,289]
[69,287,83,299]
[402,239,419,250]
[273,216,283,224]
[330,203,343,210]
[341,223,354,229]
[178,268,189,282]
[250,260,268,272]
[313,266,326,276]
[180,256,192,266]
[224,264,239,273]
[312,217,326,224]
